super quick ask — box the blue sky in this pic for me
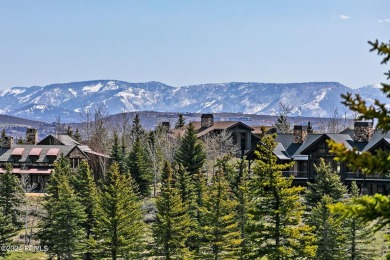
[0,1,389,89]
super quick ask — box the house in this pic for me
[173,114,255,154]
[248,122,390,194]
[0,128,109,191]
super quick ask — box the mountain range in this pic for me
[0,80,386,123]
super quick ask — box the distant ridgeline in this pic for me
[0,80,385,123]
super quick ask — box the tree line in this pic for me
[0,116,385,259]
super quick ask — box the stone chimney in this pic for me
[26,128,38,145]
[293,125,308,144]
[354,121,374,142]
[0,136,13,148]
[201,114,214,128]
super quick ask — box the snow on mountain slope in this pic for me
[0,80,386,123]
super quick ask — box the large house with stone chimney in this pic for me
[248,122,390,194]
[173,114,256,154]
[174,114,390,194]
[0,128,109,191]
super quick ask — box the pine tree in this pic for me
[175,114,186,129]
[274,114,290,133]
[69,160,99,260]
[130,114,145,142]
[344,182,378,260]
[0,212,16,257]
[153,161,192,259]
[110,131,127,174]
[127,136,152,197]
[174,123,206,176]
[186,170,208,255]
[0,163,24,229]
[305,159,348,259]
[38,173,87,259]
[200,167,242,259]
[94,162,145,259]
[174,163,194,204]
[74,127,81,142]
[230,158,251,259]
[305,158,348,209]
[310,195,346,260]
[247,133,316,259]
[307,121,314,133]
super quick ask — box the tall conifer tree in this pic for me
[153,161,192,259]
[200,167,242,259]
[70,160,99,260]
[38,173,87,259]
[247,133,316,259]
[127,137,152,197]
[174,123,206,176]
[305,159,348,259]
[0,163,24,229]
[94,162,145,259]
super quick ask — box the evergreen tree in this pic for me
[127,137,152,197]
[175,114,186,129]
[274,114,290,133]
[46,157,73,199]
[153,161,192,259]
[174,163,194,204]
[130,114,145,142]
[305,159,348,259]
[329,40,390,225]
[305,158,348,208]
[186,170,208,255]
[66,126,73,137]
[0,163,24,229]
[70,160,99,260]
[174,123,206,176]
[38,173,87,259]
[74,127,81,142]
[307,121,314,133]
[343,182,378,260]
[200,167,242,259]
[310,195,346,260]
[1,128,6,139]
[0,212,17,257]
[94,162,145,259]
[110,131,127,174]
[230,158,251,259]
[247,133,316,259]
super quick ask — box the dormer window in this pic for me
[29,148,42,163]
[11,147,25,163]
[46,148,60,164]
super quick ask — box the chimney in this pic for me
[354,121,374,142]
[26,128,38,145]
[293,125,307,144]
[201,114,214,128]
[0,136,13,148]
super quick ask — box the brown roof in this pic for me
[177,121,254,137]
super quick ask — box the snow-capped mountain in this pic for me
[0,80,386,123]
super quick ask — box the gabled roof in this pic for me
[37,134,80,146]
[177,121,254,137]
[360,131,390,152]
[300,134,354,155]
